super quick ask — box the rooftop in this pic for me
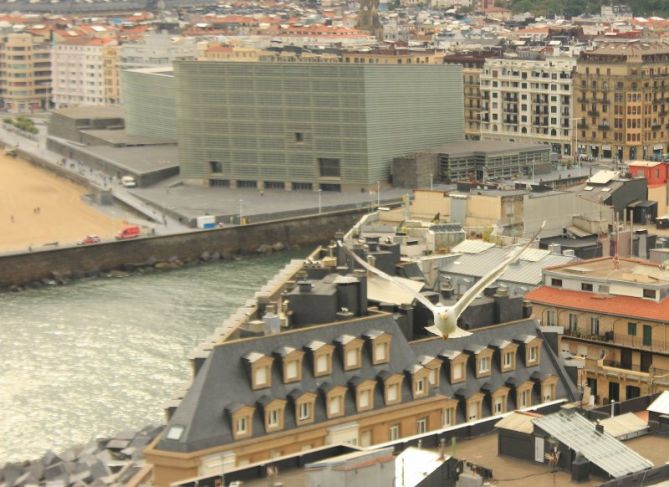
[545,257,669,284]
[427,140,550,156]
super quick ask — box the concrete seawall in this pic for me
[0,208,368,289]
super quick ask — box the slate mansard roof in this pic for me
[157,315,578,453]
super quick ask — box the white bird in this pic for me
[339,221,546,340]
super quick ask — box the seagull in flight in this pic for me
[339,221,546,340]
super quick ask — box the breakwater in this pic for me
[0,208,368,290]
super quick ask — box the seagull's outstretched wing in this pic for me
[343,211,378,243]
[338,242,438,313]
[450,221,546,320]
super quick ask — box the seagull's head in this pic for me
[438,310,449,322]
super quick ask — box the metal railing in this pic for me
[563,328,669,355]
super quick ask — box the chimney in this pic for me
[298,281,312,293]
[354,269,368,315]
[595,422,604,434]
[522,300,533,318]
[440,282,454,299]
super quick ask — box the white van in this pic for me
[121,175,137,188]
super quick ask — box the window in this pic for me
[389,424,400,441]
[255,366,268,387]
[294,132,304,143]
[551,278,563,287]
[329,395,341,416]
[452,362,464,382]
[299,402,310,421]
[503,351,514,370]
[316,354,329,375]
[387,382,399,402]
[236,416,247,434]
[293,182,313,191]
[590,317,600,336]
[417,417,427,434]
[581,282,593,291]
[628,322,637,336]
[568,314,578,333]
[318,158,341,178]
[519,389,531,408]
[643,325,652,346]
[529,346,537,363]
[467,399,482,421]
[285,360,299,382]
[346,348,359,369]
[415,377,426,395]
[643,289,657,299]
[494,396,505,414]
[443,407,455,426]
[542,382,555,402]
[374,342,388,363]
[358,389,370,409]
[479,356,490,374]
[268,409,279,428]
[428,367,438,386]
[546,309,557,326]
[209,161,222,173]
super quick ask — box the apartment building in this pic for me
[444,52,491,140]
[119,31,198,71]
[0,33,51,113]
[526,257,669,405]
[573,40,669,161]
[52,37,119,108]
[144,243,576,486]
[480,57,576,157]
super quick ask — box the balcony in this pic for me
[564,328,669,355]
[587,110,599,117]
[598,123,610,130]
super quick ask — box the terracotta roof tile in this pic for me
[525,286,669,322]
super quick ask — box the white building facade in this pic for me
[51,38,116,108]
[119,31,198,71]
[480,57,576,157]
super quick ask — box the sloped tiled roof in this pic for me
[525,286,669,322]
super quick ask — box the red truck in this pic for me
[115,225,140,240]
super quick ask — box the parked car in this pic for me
[77,235,101,245]
[115,225,140,240]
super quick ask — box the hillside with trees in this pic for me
[509,0,669,18]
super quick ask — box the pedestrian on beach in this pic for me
[10,215,14,222]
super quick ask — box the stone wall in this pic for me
[0,208,368,289]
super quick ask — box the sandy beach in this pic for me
[0,153,126,252]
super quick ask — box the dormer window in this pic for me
[293,392,317,426]
[382,373,404,406]
[306,341,334,377]
[228,404,255,440]
[299,402,310,421]
[503,350,514,370]
[336,335,363,371]
[274,347,304,384]
[516,381,533,408]
[355,380,375,412]
[364,330,392,365]
[492,386,510,415]
[541,376,558,402]
[469,346,493,379]
[261,399,286,433]
[420,356,442,389]
[326,386,346,419]
[407,365,430,399]
[244,352,274,391]
[479,356,490,375]
[515,335,542,367]
[441,350,467,385]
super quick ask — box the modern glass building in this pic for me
[122,67,177,140]
[173,61,464,191]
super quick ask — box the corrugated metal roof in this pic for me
[533,411,653,478]
[440,247,575,287]
[600,413,648,439]
[648,391,669,415]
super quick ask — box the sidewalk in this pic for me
[0,125,190,235]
